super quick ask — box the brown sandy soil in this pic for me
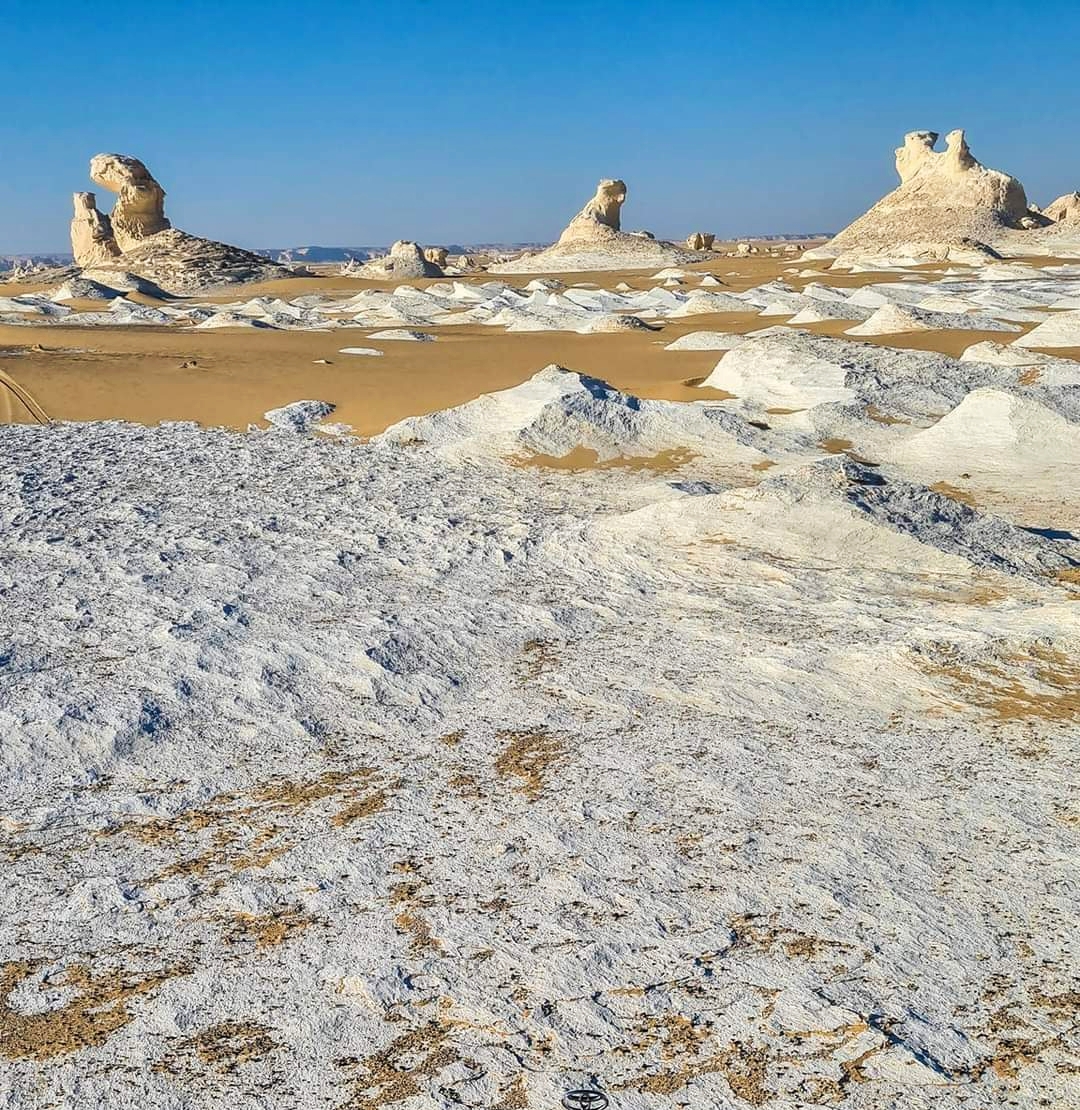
[1,257,1075,434]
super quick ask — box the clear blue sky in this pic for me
[2,0,1079,252]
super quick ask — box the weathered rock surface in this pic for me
[355,241,444,279]
[89,153,171,250]
[424,246,449,267]
[69,192,121,267]
[99,229,302,296]
[686,231,715,251]
[1044,192,1080,223]
[814,130,1040,261]
[72,153,298,294]
[557,178,627,243]
[490,179,709,273]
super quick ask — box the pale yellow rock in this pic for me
[895,130,940,183]
[89,153,171,250]
[75,153,297,294]
[424,246,449,267]
[1044,192,1080,223]
[70,192,121,267]
[489,179,707,273]
[685,232,715,251]
[556,179,627,245]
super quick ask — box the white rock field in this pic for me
[3,259,1080,1109]
[5,151,1080,1106]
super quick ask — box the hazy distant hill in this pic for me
[1,253,73,272]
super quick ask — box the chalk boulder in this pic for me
[686,232,715,251]
[424,246,449,268]
[356,241,444,279]
[70,192,121,267]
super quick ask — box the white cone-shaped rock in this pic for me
[70,192,121,267]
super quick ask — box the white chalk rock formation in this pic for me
[557,178,627,243]
[89,153,171,250]
[686,232,715,251]
[264,399,336,433]
[356,241,444,279]
[376,363,764,466]
[69,192,122,267]
[884,389,1080,515]
[72,153,298,294]
[490,180,709,273]
[700,333,856,408]
[813,130,1037,261]
[1044,192,1080,223]
[664,331,746,351]
[424,246,449,267]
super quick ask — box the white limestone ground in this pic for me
[5,248,1080,1106]
[2,309,1080,1109]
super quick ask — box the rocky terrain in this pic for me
[2,239,1080,1108]
[2,125,1080,1109]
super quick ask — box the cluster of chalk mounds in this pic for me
[6,254,1080,342]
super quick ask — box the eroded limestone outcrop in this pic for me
[490,179,708,273]
[813,130,1041,261]
[70,192,121,268]
[89,154,170,250]
[686,232,715,251]
[1044,192,1080,223]
[556,179,627,244]
[69,153,299,294]
[355,240,444,279]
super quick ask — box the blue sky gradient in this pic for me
[2,0,1079,251]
